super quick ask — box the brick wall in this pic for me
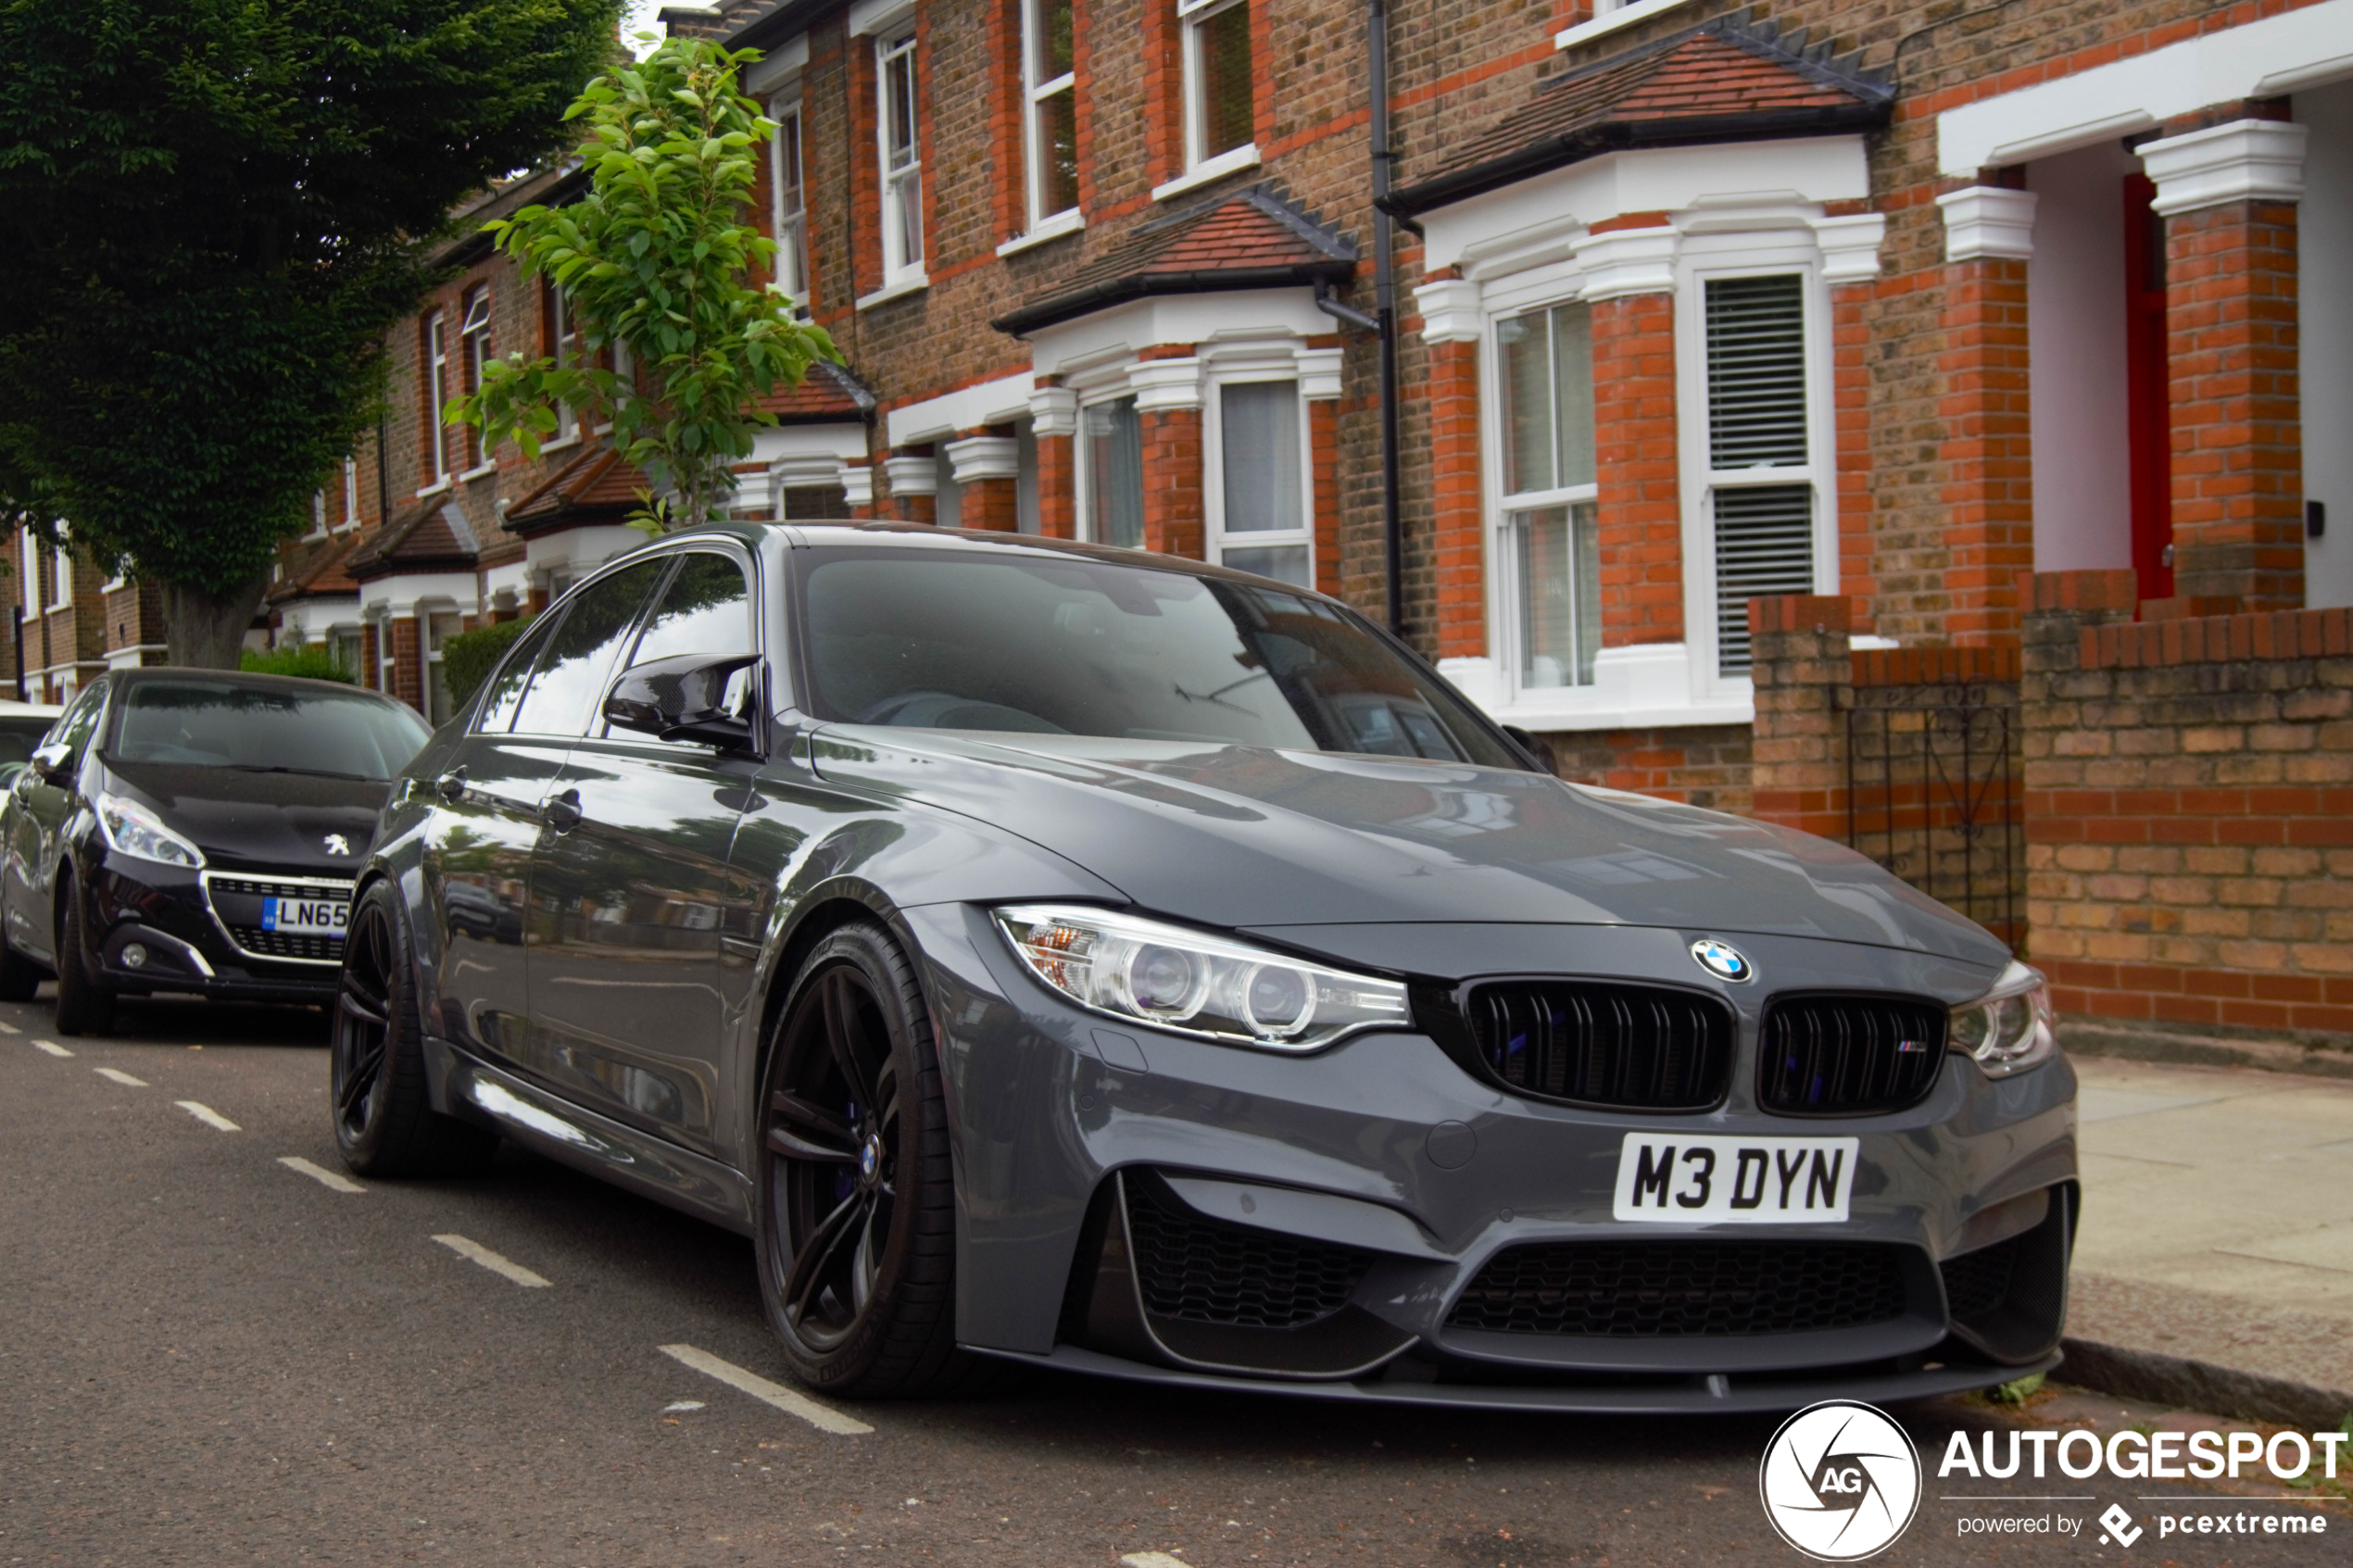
[2022,571,2353,1051]
[1540,722,1755,816]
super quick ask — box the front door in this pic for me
[526,549,760,1155]
[428,558,668,1068]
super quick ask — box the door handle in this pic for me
[434,769,467,803]
[543,789,583,833]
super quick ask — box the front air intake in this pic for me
[1457,981,1733,1111]
[1757,994,1947,1116]
[1448,1239,1911,1338]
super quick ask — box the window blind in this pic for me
[1713,484,1816,674]
[1705,275,1807,469]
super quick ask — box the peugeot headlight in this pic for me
[992,904,1411,1051]
[1949,960,2055,1077]
[95,793,207,870]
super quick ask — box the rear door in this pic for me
[3,682,107,964]
[424,560,667,1064]
[525,547,760,1153]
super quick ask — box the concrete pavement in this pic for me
[2067,1055,2353,1415]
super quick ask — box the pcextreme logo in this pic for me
[1758,1400,1922,1561]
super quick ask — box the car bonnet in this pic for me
[805,728,2010,965]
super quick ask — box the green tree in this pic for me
[449,34,838,532]
[0,0,623,668]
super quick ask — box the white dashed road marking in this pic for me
[654,1344,873,1436]
[432,1233,551,1288]
[175,1100,240,1132]
[278,1156,365,1193]
[0,1020,19,1033]
[93,1067,147,1087]
[1123,1555,1193,1568]
[31,1039,71,1058]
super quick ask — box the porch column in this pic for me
[1029,383,1078,540]
[947,428,1021,532]
[1415,276,1485,659]
[1132,351,1204,559]
[881,449,937,525]
[2142,118,2308,611]
[1933,183,2038,643]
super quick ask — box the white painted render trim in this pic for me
[1936,0,2353,176]
[1937,186,2040,261]
[746,421,869,466]
[744,33,808,94]
[946,434,1021,484]
[1027,384,1079,437]
[359,571,478,621]
[1021,289,1333,380]
[1414,278,1485,345]
[886,371,1037,447]
[846,0,913,39]
[2140,118,2309,214]
[1554,0,1694,53]
[1436,653,1755,733]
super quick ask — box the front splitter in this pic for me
[973,1341,2058,1415]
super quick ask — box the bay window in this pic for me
[1210,379,1311,588]
[1699,271,1822,675]
[876,28,924,282]
[1022,0,1078,229]
[1079,395,1143,549]
[1495,301,1600,692]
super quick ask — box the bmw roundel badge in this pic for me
[1691,936,1754,983]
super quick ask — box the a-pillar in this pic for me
[1132,350,1203,559]
[1029,383,1078,539]
[1575,218,1687,708]
[881,449,937,524]
[1415,276,1485,659]
[1932,183,2038,643]
[2141,118,2307,611]
[947,427,1021,532]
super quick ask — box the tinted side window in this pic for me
[475,614,562,734]
[626,552,754,667]
[54,683,108,763]
[510,559,667,737]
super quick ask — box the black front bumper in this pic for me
[85,856,347,1003]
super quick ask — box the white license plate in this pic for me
[1611,1133,1859,1223]
[261,897,348,936]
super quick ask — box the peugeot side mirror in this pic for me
[603,652,760,749]
[30,739,74,784]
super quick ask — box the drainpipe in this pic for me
[1368,0,1404,636]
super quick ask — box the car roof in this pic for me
[663,519,1345,598]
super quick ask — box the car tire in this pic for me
[0,922,45,1002]
[52,874,115,1036]
[331,880,499,1178]
[754,921,988,1399]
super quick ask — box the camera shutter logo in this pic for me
[1757,1400,1921,1561]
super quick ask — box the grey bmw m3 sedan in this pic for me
[331,521,2074,1412]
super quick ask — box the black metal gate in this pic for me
[1844,684,2023,947]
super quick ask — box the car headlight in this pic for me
[1949,960,2055,1077]
[95,793,207,870]
[992,903,1411,1052]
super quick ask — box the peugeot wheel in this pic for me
[754,922,979,1398]
[52,874,115,1036]
[332,881,498,1177]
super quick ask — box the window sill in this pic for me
[996,210,1086,257]
[459,462,498,483]
[855,270,930,311]
[537,433,583,458]
[1151,144,1261,204]
[1555,0,1692,51]
[1488,696,1755,734]
[414,480,452,500]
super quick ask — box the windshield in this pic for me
[797,548,1526,768]
[107,681,434,781]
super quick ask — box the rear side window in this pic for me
[49,683,108,766]
[510,559,667,737]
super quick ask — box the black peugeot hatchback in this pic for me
[0,670,431,1034]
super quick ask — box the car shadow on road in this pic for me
[95,988,332,1047]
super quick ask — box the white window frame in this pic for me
[875,27,925,285]
[341,458,360,530]
[1020,0,1080,235]
[1203,370,1315,590]
[547,280,582,445]
[1177,0,1258,181]
[423,608,465,726]
[52,527,71,608]
[459,289,493,475]
[769,95,812,315]
[310,490,329,537]
[1486,297,1602,704]
[22,530,40,616]
[423,309,452,486]
[1674,242,1839,698]
[1073,386,1143,550]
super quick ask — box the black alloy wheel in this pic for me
[52,873,115,1036]
[331,881,498,1177]
[755,922,979,1398]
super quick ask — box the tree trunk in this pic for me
[161,574,273,669]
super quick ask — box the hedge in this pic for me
[441,615,536,708]
[240,642,356,684]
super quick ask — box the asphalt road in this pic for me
[1,992,2337,1567]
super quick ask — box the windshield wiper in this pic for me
[226,764,373,782]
